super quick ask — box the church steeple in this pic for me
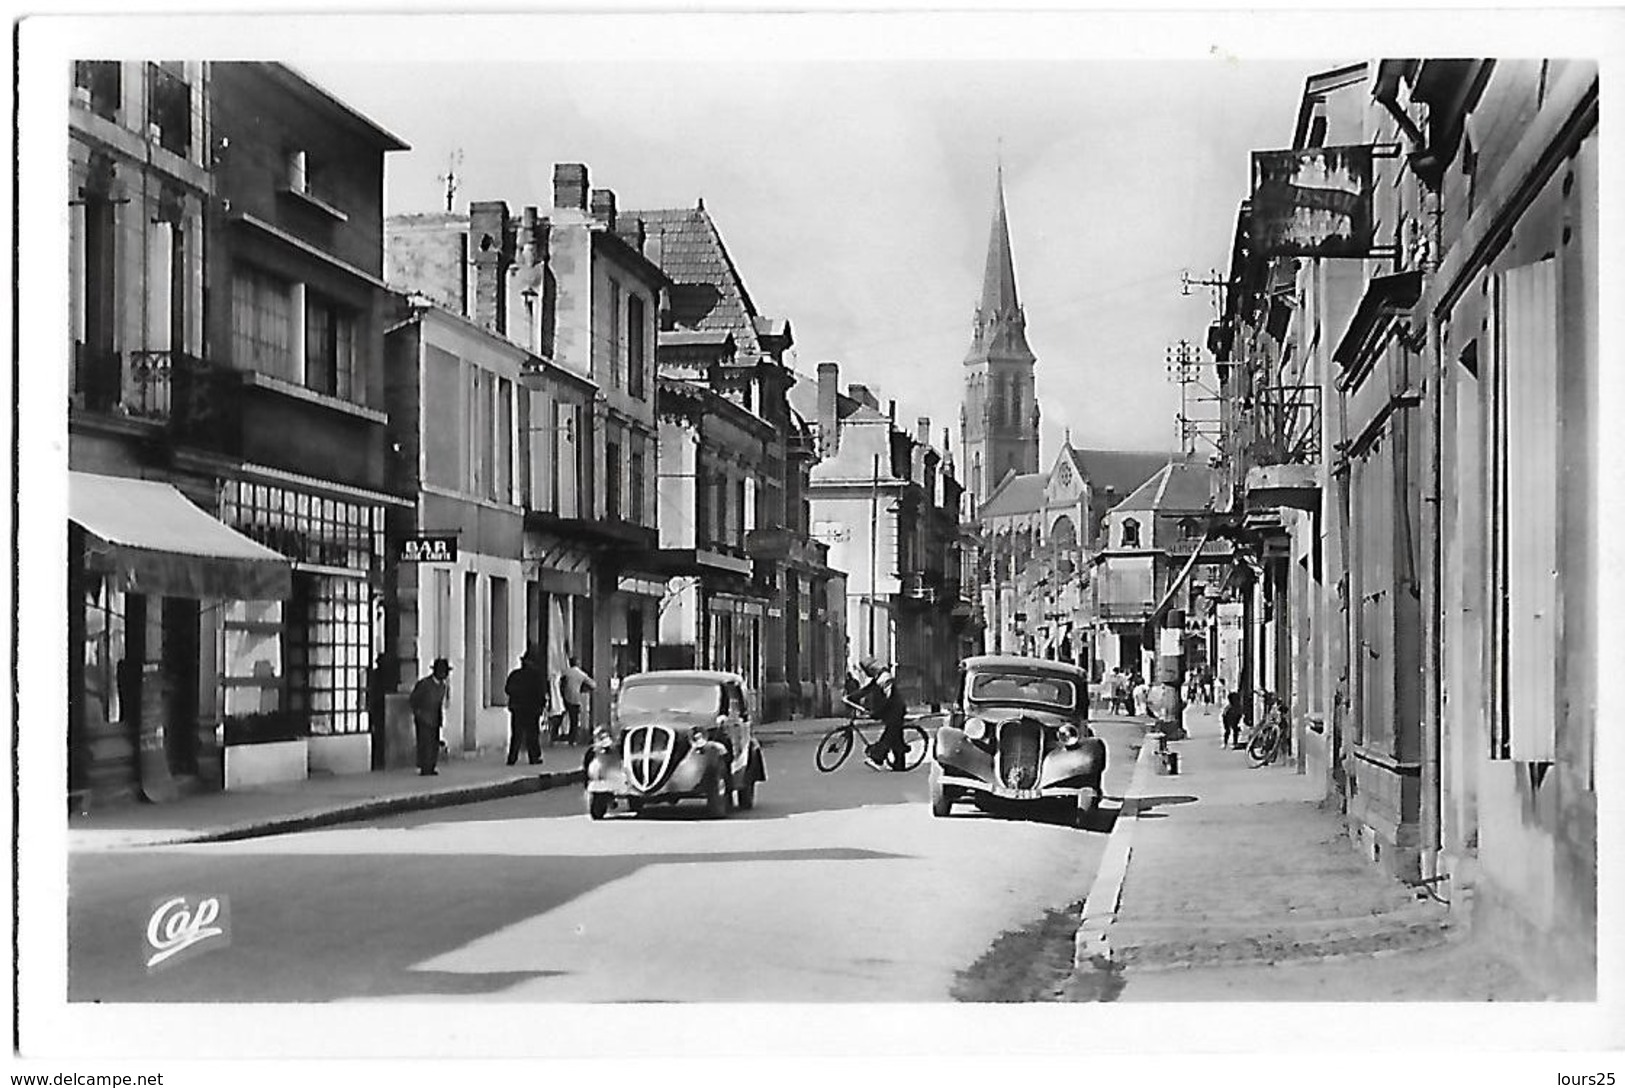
[960,164,1040,512]
[969,165,1034,361]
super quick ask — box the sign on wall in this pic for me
[1249,145,1375,258]
[399,534,458,563]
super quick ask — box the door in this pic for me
[463,570,479,752]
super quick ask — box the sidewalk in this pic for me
[68,741,590,851]
[1075,705,1550,1001]
[69,715,855,851]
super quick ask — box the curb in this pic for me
[104,768,585,848]
[1074,737,1163,970]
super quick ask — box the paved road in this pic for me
[69,722,1140,1003]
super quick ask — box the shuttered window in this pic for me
[1492,258,1559,762]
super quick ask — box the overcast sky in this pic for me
[297,53,1329,461]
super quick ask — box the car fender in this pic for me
[933,725,994,782]
[1039,736,1106,789]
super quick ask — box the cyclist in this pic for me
[854,656,909,771]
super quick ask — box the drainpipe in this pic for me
[1419,192,1445,895]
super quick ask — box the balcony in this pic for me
[72,346,230,430]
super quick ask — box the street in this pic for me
[68,722,1139,1003]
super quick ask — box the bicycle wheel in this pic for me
[815,725,855,772]
[900,724,931,771]
[1246,724,1278,767]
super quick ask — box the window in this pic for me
[232,267,294,380]
[285,149,307,194]
[735,477,748,546]
[73,60,120,120]
[285,573,370,736]
[606,439,622,521]
[145,62,190,157]
[497,377,514,503]
[304,294,354,399]
[221,600,283,717]
[488,576,509,705]
[628,446,645,526]
[1121,518,1141,548]
[628,294,646,399]
[608,280,623,388]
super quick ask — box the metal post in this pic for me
[868,453,879,660]
[1156,607,1187,740]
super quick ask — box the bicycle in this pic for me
[815,700,931,773]
[1247,697,1290,767]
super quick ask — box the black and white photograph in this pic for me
[10,3,1624,1081]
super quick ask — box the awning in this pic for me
[69,471,293,600]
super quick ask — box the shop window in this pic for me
[221,599,283,717]
[285,573,370,736]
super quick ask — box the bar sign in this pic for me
[400,535,458,563]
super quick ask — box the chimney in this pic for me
[816,361,840,458]
[469,200,511,334]
[590,188,617,231]
[519,206,541,267]
[553,163,589,212]
[916,416,931,446]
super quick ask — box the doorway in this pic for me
[463,571,478,752]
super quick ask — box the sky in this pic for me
[296,52,1330,462]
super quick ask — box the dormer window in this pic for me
[1122,518,1141,548]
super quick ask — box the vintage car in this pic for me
[929,655,1107,828]
[584,669,766,820]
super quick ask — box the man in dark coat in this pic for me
[504,648,548,766]
[856,657,909,771]
[410,658,452,776]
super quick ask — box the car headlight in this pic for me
[1057,723,1082,749]
[593,725,614,749]
[964,717,990,742]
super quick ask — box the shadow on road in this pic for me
[69,845,908,1004]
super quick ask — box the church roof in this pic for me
[1070,448,1180,505]
[622,204,765,358]
[978,470,1047,519]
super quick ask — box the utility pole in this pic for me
[1166,339,1222,457]
[869,453,880,661]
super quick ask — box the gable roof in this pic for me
[1070,449,1179,504]
[622,204,764,358]
[978,470,1048,519]
[1113,459,1213,513]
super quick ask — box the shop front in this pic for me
[68,471,293,808]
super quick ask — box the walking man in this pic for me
[856,656,909,771]
[410,657,452,776]
[558,655,595,744]
[504,647,548,766]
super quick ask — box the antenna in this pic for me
[437,149,464,213]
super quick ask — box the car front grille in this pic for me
[623,724,677,792]
[997,719,1042,790]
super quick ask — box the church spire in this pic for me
[979,165,1022,323]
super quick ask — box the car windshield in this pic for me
[968,672,1075,710]
[617,681,722,715]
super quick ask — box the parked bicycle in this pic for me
[1247,694,1290,767]
[815,699,931,773]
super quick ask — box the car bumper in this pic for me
[933,726,1104,802]
[933,767,1102,804]
[585,747,711,798]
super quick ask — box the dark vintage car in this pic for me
[929,655,1107,827]
[584,670,766,820]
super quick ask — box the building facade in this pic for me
[1207,58,1597,995]
[67,61,407,807]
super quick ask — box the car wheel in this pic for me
[929,776,954,818]
[588,793,612,821]
[705,771,731,819]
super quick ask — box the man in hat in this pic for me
[410,657,452,776]
[504,647,549,766]
[854,656,909,771]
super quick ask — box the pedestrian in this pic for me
[1132,673,1149,718]
[557,655,595,744]
[1106,667,1124,715]
[1199,666,1215,705]
[1222,689,1246,749]
[503,647,548,766]
[854,656,908,771]
[410,657,452,776]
